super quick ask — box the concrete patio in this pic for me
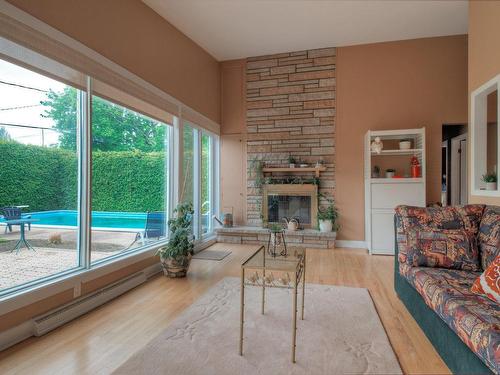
[0,227,152,291]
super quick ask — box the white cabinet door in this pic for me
[371,211,395,255]
[372,183,425,209]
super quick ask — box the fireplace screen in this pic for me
[267,195,312,225]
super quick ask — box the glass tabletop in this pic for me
[242,246,304,272]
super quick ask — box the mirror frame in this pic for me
[470,74,500,197]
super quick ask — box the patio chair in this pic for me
[1,206,31,234]
[125,211,166,250]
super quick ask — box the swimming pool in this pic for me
[0,210,147,229]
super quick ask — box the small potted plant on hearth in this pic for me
[317,199,339,236]
[157,202,194,278]
[482,172,497,191]
[288,155,296,168]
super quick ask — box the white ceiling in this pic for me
[143,0,468,61]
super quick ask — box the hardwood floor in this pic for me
[0,244,450,375]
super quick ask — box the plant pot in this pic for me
[160,253,192,278]
[486,182,497,191]
[399,141,411,150]
[289,163,296,168]
[319,219,333,232]
[385,171,395,178]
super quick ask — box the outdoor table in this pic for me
[5,218,38,253]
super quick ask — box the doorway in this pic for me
[442,124,468,206]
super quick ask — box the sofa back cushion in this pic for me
[395,205,485,269]
[478,206,500,270]
[406,229,480,271]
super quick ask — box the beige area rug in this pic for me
[114,278,402,375]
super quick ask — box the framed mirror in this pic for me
[471,74,500,196]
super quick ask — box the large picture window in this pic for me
[0,58,81,292]
[90,96,171,263]
[0,42,218,297]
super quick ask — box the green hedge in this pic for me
[0,141,165,212]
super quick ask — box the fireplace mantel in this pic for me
[262,184,318,228]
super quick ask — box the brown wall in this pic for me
[468,1,500,206]
[6,0,221,123]
[333,35,468,240]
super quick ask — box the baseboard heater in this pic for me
[33,272,147,336]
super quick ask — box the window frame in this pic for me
[0,34,219,303]
[470,74,500,197]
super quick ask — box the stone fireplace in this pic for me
[263,184,318,228]
[246,47,336,226]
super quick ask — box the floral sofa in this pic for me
[394,204,499,374]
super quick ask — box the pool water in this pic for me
[1,210,147,229]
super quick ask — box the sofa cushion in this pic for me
[403,267,500,374]
[479,206,500,270]
[406,229,480,271]
[472,255,500,304]
[395,205,485,269]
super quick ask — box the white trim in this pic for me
[335,240,367,249]
[0,0,220,134]
[470,74,500,197]
[0,320,33,352]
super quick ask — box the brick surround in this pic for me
[246,48,336,225]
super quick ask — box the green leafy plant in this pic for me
[317,195,339,230]
[268,223,283,233]
[157,203,194,259]
[249,158,265,189]
[482,172,497,183]
[288,156,296,164]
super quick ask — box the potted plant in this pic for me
[399,139,411,150]
[288,155,296,168]
[317,200,339,235]
[482,172,497,191]
[157,202,194,278]
[385,168,396,178]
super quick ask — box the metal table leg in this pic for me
[12,223,36,254]
[301,251,306,320]
[239,268,245,356]
[292,271,298,363]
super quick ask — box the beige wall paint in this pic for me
[6,0,221,123]
[335,35,468,240]
[220,60,247,224]
[468,1,500,206]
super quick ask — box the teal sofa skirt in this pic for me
[394,217,492,374]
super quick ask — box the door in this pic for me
[220,134,246,225]
[451,134,468,205]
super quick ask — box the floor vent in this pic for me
[33,272,147,336]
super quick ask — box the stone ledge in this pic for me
[215,226,336,249]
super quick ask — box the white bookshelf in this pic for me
[364,128,426,255]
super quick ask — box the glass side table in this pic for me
[239,245,306,363]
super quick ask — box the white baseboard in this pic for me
[335,240,367,249]
[0,320,33,352]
